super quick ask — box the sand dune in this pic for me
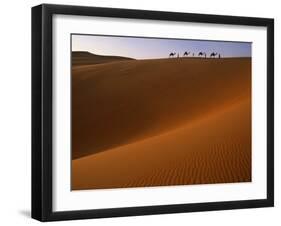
[72,57,251,159]
[72,51,134,66]
[72,97,251,190]
[71,56,251,190]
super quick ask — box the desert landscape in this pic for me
[71,49,251,190]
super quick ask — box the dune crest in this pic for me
[72,51,135,66]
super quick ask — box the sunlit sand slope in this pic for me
[72,97,251,189]
[72,58,251,159]
[71,57,251,190]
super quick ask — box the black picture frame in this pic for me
[32,4,274,222]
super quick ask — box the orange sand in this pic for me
[71,56,251,190]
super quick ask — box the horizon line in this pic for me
[72,50,251,60]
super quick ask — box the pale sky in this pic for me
[72,34,251,59]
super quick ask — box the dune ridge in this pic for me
[72,51,135,66]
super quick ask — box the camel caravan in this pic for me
[169,51,221,59]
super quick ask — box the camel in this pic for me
[183,51,190,57]
[198,52,206,58]
[169,52,176,57]
[210,52,218,58]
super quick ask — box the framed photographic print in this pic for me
[31,4,274,221]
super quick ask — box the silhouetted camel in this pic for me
[183,51,190,57]
[169,52,176,57]
[198,52,206,58]
[210,52,218,58]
